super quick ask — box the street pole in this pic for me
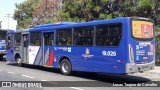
[5,14,11,30]
[0,21,2,29]
[0,11,1,29]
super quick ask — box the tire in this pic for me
[0,55,3,60]
[16,57,23,67]
[60,59,72,75]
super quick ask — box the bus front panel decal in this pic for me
[47,51,54,66]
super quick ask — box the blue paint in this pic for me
[136,56,139,61]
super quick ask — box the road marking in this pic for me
[22,75,35,79]
[8,72,16,74]
[41,80,47,81]
[70,87,84,90]
[0,70,3,71]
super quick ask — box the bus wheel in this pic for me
[0,55,3,60]
[16,57,22,67]
[60,59,72,75]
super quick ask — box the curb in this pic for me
[143,66,160,75]
[145,71,160,76]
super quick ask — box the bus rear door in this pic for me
[22,33,29,63]
[42,32,55,67]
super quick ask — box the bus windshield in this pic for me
[0,31,7,39]
[132,20,154,40]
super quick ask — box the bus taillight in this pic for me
[150,44,154,51]
[117,60,124,62]
[129,44,134,63]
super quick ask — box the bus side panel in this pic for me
[46,46,55,66]
[28,46,40,64]
[53,20,129,74]
[123,20,131,73]
[6,47,15,62]
[14,46,22,62]
[53,46,127,74]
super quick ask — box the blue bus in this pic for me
[0,29,7,60]
[6,17,155,75]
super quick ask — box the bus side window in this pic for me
[66,37,71,45]
[23,35,28,47]
[56,29,72,46]
[97,38,103,46]
[73,26,94,46]
[50,34,54,46]
[35,39,39,46]
[30,31,41,46]
[96,23,122,46]
[104,38,110,46]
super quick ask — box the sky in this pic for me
[0,0,26,30]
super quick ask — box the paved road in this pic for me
[0,61,160,90]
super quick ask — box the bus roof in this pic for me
[7,30,15,34]
[29,17,152,32]
[34,22,78,28]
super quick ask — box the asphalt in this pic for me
[145,66,160,75]
[0,61,160,90]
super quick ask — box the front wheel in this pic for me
[16,57,23,67]
[0,55,3,60]
[60,59,72,75]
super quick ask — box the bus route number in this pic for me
[107,51,116,56]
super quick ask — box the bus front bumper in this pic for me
[126,61,155,74]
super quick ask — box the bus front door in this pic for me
[22,34,29,63]
[43,32,54,67]
[6,34,14,62]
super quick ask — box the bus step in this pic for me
[43,65,54,68]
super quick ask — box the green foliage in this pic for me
[61,0,160,26]
[14,0,160,30]
[14,0,39,29]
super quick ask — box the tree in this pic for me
[32,0,62,25]
[14,0,160,28]
[61,0,160,26]
[121,0,160,25]
[60,0,126,22]
[60,0,101,22]
[13,0,39,29]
